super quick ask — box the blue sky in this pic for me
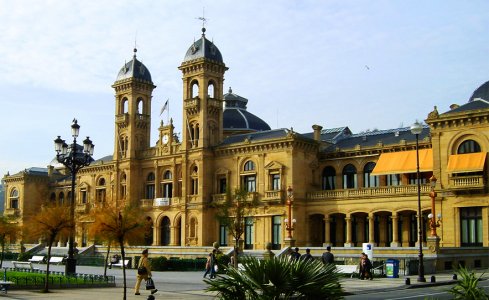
[1,0,488,178]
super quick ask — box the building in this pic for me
[4,26,489,271]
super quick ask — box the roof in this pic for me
[115,48,152,83]
[440,98,489,115]
[223,88,271,132]
[302,127,352,142]
[220,129,309,146]
[469,81,489,102]
[183,28,223,63]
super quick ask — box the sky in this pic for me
[1,0,489,178]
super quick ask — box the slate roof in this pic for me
[115,49,152,83]
[469,81,489,102]
[223,88,271,132]
[440,99,489,115]
[220,129,309,146]
[302,127,352,142]
[183,28,223,63]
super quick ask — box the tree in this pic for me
[0,215,20,268]
[89,202,146,300]
[212,188,257,268]
[23,203,72,293]
[205,255,344,299]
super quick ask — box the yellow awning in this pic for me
[371,149,433,175]
[447,152,486,173]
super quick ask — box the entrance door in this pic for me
[161,216,171,246]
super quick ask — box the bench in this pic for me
[336,265,359,278]
[49,256,64,265]
[12,261,39,271]
[28,255,45,263]
[110,259,130,268]
[0,281,13,294]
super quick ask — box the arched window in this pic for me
[190,217,197,237]
[242,160,256,192]
[363,162,379,188]
[161,170,173,198]
[244,161,255,171]
[190,166,198,195]
[122,97,128,114]
[322,166,336,190]
[208,81,215,98]
[191,81,199,98]
[342,164,357,189]
[137,97,144,114]
[146,172,155,199]
[9,189,19,209]
[96,177,106,202]
[59,192,65,205]
[120,173,127,199]
[458,140,481,154]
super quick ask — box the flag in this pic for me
[160,99,169,116]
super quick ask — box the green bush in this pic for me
[151,256,168,271]
[449,266,488,300]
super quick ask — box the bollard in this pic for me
[147,295,155,300]
[405,278,411,285]
[430,275,436,283]
[452,274,458,280]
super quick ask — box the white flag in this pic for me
[160,99,169,116]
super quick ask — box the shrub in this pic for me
[151,256,168,271]
[449,266,488,300]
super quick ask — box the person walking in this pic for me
[321,246,334,265]
[300,248,314,262]
[209,249,218,279]
[134,249,158,295]
[359,252,373,280]
[290,247,301,260]
[203,252,212,278]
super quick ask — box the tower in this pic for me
[112,48,156,160]
[178,27,228,150]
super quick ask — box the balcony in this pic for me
[263,190,283,203]
[307,184,431,200]
[448,175,486,191]
[184,97,200,115]
[115,113,129,125]
[75,203,89,213]
[140,199,153,208]
[212,194,227,203]
[4,208,19,217]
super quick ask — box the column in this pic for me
[323,216,331,246]
[379,216,387,246]
[344,215,353,247]
[169,225,177,246]
[368,213,375,244]
[402,215,410,247]
[153,222,160,246]
[391,213,400,247]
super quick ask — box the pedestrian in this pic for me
[321,245,334,265]
[109,253,120,269]
[300,248,314,262]
[134,249,158,295]
[290,247,301,260]
[359,252,373,280]
[203,252,212,278]
[209,249,218,279]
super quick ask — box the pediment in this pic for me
[264,161,284,170]
[215,167,230,175]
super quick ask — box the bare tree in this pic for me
[89,202,146,300]
[0,215,20,268]
[24,204,72,293]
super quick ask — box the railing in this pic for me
[184,98,200,109]
[115,113,128,124]
[140,199,153,207]
[207,97,221,109]
[75,203,89,213]
[264,190,283,201]
[4,208,19,217]
[212,194,227,203]
[307,184,431,200]
[449,175,485,189]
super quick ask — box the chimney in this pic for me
[312,124,323,141]
[47,165,54,176]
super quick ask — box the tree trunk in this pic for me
[234,237,239,268]
[44,239,54,293]
[104,242,111,278]
[120,238,126,300]
[0,236,5,269]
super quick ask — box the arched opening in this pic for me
[322,166,336,190]
[50,192,56,204]
[160,216,171,246]
[144,216,153,246]
[175,216,182,246]
[122,97,128,114]
[208,81,215,98]
[363,162,378,188]
[137,97,144,114]
[191,81,199,98]
[59,192,65,205]
[342,164,357,189]
[458,139,481,154]
[309,214,325,246]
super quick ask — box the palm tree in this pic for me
[205,255,343,299]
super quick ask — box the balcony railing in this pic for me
[264,190,283,202]
[4,208,19,217]
[75,203,89,213]
[307,184,431,200]
[449,175,486,190]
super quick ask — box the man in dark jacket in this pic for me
[291,247,301,260]
[321,246,334,265]
[300,248,314,261]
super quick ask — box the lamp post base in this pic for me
[417,276,426,282]
[65,258,77,275]
[284,238,296,247]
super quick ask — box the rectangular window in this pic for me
[11,199,19,209]
[191,178,198,195]
[343,174,357,189]
[162,183,173,198]
[146,184,155,199]
[244,217,254,249]
[244,175,256,192]
[81,190,87,204]
[364,174,379,188]
[387,174,401,186]
[408,174,427,185]
[271,174,280,190]
[272,216,281,250]
[219,177,227,194]
[461,207,483,247]
[219,224,228,246]
[322,175,335,190]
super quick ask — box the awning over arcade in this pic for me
[446,152,487,173]
[371,149,433,175]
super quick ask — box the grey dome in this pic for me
[469,81,489,102]
[115,49,152,83]
[223,88,271,132]
[183,28,223,63]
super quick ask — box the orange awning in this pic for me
[371,149,433,175]
[447,152,487,173]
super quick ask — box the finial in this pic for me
[196,7,208,36]
[133,47,137,58]
[229,87,232,93]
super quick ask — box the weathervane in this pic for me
[196,7,208,29]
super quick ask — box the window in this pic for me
[271,174,280,190]
[190,166,198,195]
[387,174,401,186]
[219,177,227,194]
[244,161,255,171]
[322,166,336,190]
[342,164,357,189]
[9,189,19,209]
[161,170,173,198]
[242,160,256,192]
[191,81,199,98]
[408,174,427,185]
[458,140,481,154]
[208,81,215,98]
[460,207,483,247]
[219,224,228,246]
[271,216,281,250]
[59,192,65,205]
[363,162,379,188]
[96,178,106,202]
[190,217,197,237]
[120,173,127,199]
[244,217,254,249]
[146,172,155,199]
[81,190,87,204]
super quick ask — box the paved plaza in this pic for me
[0,260,474,299]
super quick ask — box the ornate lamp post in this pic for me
[428,175,442,237]
[284,186,296,244]
[411,120,425,282]
[54,119,94,275]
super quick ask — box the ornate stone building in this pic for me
[4,26,489,270]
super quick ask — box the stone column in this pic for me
[344,216,353,247]
[402,215,410,247]
[153,222,160,246]
[169,225,177,246]
[391,214,400,247]
[323,216,331,246]
[368,213,375,244]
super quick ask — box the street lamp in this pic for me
[410,120,425,282]
[284,186,296,239]
[428,175,442,237]
[54,119,94,275]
